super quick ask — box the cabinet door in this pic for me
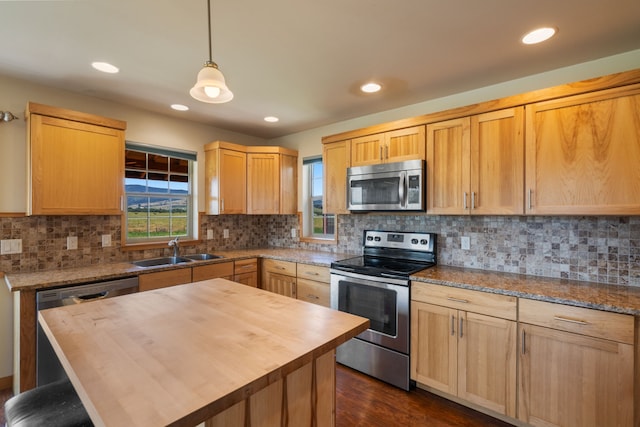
[385,126,425,163]
[525,85,640,215]
[426,117,471,214]
[262,271,296,298]
[205,148,246,214]
[279,154,297,214]
[518,323,634,427]
[234,271,258,287]
[470,108,524,215]
[351,133,385,166]
[457,312,516,418]
[30,114,124,215]
[323,140,350,214]
[410,301,457,395]
[247,152,280,214]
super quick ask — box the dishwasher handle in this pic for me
[70,291,109,304]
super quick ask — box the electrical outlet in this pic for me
[207,229,213,240]
[291,228,297,238]
[67,236,78,250]
[101,234,112,247]
[1,239,22,254]
[223,229,229,239]
[461,236,470,250]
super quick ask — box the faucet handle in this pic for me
[168,237,180,247]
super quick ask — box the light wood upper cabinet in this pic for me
[27,103,126,215]
[411,283,517,418]
[247,147,298,215]
[204,141,247,215]
[525,84,640,215]
[351,126,425,166]
[322,140,350,215]
[427,108,524,215]
[518,299,634,427]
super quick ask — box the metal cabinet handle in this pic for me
[463,192,468,210]
[221,199,225,212]
[471,192,476,210]
[447,297,469,304]
[527,189,532,210]
[459,317,464,338]
[385,145,389,159]
[451,315,456,336]
[307,294,319,300]
[521,329,526,354]
[379,146,383,161]
[305,271,319,276]
[553,316,589,326]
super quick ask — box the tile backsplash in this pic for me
[1,214,639,287]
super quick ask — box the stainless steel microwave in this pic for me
[347,159,425,211]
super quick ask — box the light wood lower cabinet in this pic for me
[518,299,635,427]
[295,264,330,307]
[139,268,192,292]
[261,259,297,298]
[233,258,258,287]
[192,262,234,282]
[411,283,517,418]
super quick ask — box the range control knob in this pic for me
[374,236,381,241]
[411,238,419,245]
[366,236,373,241]
[420,239,428,245]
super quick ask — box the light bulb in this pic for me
[204,86,221,98]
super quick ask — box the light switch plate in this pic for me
[223,229,229,239]
[461,236,470,250]
[67,236,78,250]
[0,240,11,255]
[207,229,213,240]
[291,228,297,238]
[102,234,112,247]
[1,239,22,254]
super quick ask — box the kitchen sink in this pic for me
[132,256,195,268]
[183,253,223,261]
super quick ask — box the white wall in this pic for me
[268,49,640,211]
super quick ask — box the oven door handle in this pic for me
[331,271,409,287]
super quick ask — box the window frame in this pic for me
[123,142,197,246]
[300,156,336,244]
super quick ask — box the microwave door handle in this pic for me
[399,172,406,208]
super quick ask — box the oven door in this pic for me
[330,271,409,354]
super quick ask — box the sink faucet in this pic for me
[168,237,180,257]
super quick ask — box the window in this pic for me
[303,157,335,240]
[124,142,196,243]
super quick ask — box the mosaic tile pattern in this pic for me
[2,214,639,287]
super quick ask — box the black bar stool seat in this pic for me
[4,379,93,427]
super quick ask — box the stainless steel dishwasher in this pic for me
[36,276,139,386]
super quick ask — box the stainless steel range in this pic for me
[330,230,437,390]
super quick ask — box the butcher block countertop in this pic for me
[38,278,369,427]
[412,265,640,315]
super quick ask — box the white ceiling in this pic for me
[1,0,640,139]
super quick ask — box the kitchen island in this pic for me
[37,278,369,427]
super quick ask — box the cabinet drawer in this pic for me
[519,299,634,344]
[296,278,330,307]
[412,282,517,321]
[296,263,330,283]
[262,259,296,276]
[234,258,258,274]
[139,268,192,292]
[192,262,234,282]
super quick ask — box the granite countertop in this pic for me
[411,266,640,315]
[4,248,353,292]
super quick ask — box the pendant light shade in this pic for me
[190,0,233,103]
[190,61,233,103]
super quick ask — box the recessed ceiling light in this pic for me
[522,27,557,45]
[360,82,382,93]
[171,104,189,111]
[264,116,279,123]
[91,61,119,74]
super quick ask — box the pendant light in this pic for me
[190,0,233,103]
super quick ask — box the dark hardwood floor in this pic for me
[0,366,514,426]
[336,364,514,427]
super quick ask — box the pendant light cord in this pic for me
[207,0,213,62]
